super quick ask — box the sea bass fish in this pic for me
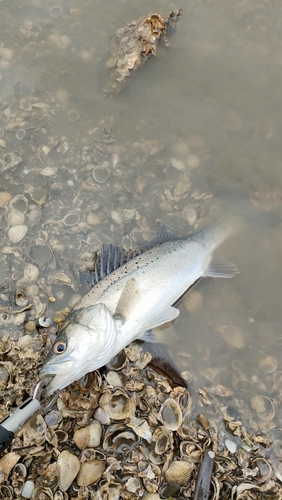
[40,217,238,395]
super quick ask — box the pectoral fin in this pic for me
[139,306,180,336]
[204,253,238,278]
[114,278,140,321]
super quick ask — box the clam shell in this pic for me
[63,212,80,227]
[8,224,27,243]
[158,398,183,431]
[0,485,13,500]
[44,410,62,427]
[9,194,28,213]
[259,356,277,374]
[164,460,193,484]
[57,450,80,492]
[76,460,105,486]
[18,480,34,498]
[73,421,102,450]
[27,207,42,227]
[29,244,53,267]
[251,395,275,421]
[153,426,173,454]
[99,388,136,420]
[216,324,245,348]
[23,263,39,282]
[92,165,110,184]
[0,191,12,207]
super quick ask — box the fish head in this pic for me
[40,303,118,395]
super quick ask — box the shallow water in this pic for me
[1,0,282,460]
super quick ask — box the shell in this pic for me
[0,452,21,476]
[8,224,27,243]
[0,486,13,500]
[9,194,28,213]
[250,395,275,421]
[57,450,80,492]
[94,407,111,425]
[27,207,42,227]
[0,191,12,207]
[67,109,79,122]
[259,356,277,373]
[21,480,35,499]
[76,459,105,486]
[6,209,25,226]
[44,410,62,427]
[32,487,53,500]
[216,324,245,348]
[157,398,183,431]
[73,421,102,450]
[63,212,80,227]
[92,165,110,184]
[153,426,173,454]
[23,263,39,282]
[164,460,193,484]
[29,244,54,267]
[99,388,136,420]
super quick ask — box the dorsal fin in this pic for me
[86,226,177,288]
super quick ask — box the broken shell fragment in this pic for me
[8,224,27,243]
[44,410,62,427]
[57,450,80,492]
[153,426,173,454]
[76,460,105,486]
[164,460,193,484]
[73,421,102,450]
[157,398,183,431]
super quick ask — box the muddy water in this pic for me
[1,0,282,453]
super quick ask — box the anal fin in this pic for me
[204,252,238,278]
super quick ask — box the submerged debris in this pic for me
[104,9,183,97]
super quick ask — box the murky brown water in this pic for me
[1,0,282,493]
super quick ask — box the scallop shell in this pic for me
[8,224,27,243]
[76,460,105,486]
[99,388,136,420]
[57,450,80,492]
[73,421,102,450]
[157,398,183,431]
[164,460,193,484]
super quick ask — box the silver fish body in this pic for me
[40,217,238,395]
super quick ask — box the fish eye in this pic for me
[53,340,67,354]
